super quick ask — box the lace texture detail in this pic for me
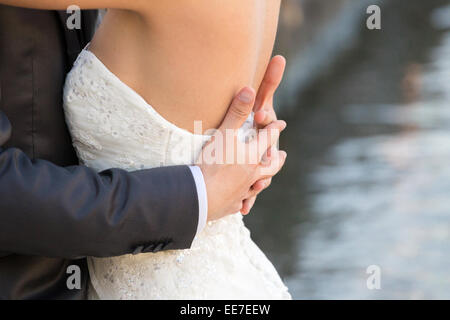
[63,49,291,300]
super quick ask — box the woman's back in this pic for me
[89,1,281,133]
[61,0,291,300]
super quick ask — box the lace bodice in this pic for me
[63,49,291,299]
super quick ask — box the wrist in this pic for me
[188,165,208,235]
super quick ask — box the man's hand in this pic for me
[197,85,287,222]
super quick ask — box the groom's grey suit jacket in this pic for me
[0,5,199,299]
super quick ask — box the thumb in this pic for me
[219,87,255,131]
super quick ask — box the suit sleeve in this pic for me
[0,110,199,259]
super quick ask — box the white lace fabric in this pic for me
[63,49,291,300]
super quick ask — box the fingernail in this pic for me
[280,121,287,130]
[238,88,254,103]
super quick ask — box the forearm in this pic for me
[0,0,138,10]
[0,111,198,258]
[0,147,199,258]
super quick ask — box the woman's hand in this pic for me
[241,55,287,215]
[197,87,287,222]
[253,55,287,128]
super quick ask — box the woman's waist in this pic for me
[88,36,272,133]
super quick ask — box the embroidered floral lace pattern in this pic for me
[63,49,291,300]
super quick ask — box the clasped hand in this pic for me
[197,56,288,221]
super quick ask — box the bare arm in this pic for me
[0,0,143,10]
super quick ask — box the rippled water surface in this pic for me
[246,2,450,299]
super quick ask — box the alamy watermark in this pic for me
[366,265,381,290]
[66,264,81,290]
[366,5,381,30]
[66,5,81,30]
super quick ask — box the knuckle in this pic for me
[271,128,281,140]
[279,152,287,167]
[252,187,261,197]
[258,164,275,178]
[230,104,250,118]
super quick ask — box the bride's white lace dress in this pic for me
[63,48,291,300]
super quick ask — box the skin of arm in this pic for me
[2,0,280,133]
[87,1,280,133]
[0,0,140,10]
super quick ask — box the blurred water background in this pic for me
[246,0,450,299]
